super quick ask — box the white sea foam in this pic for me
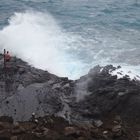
[0,11,86,79]
[0,11,139,80]
[110,66,140,81]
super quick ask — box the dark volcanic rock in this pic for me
[0,54,140,134]
[0,55,73,121]
[72,65,140,125]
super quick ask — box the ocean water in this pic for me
[0,0,140,79]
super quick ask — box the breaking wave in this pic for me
[0,10,140,80]
[0,11,87,79]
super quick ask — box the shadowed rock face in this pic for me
[72,65,140,124]
[0,54,140,127]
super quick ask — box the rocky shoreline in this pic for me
[0,54,140,140]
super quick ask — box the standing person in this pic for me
[4,50,11,69]
[4,49,11,67]
[5,51,11,62]
[3,49,6,69]
[3,49,12,92]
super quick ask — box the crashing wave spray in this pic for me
[0,11,86,79]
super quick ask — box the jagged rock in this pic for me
[64,126,79,136]
[103,131,108,134]
[34,132,42,138]
[0,55,139,140]
[18,67,26,74]
[71,65,140,125]
[48,80,55,85]
[114,115,121,124]
[62,83,70,89]
[19,126,26,133]
[94,120,103,127]
[118,92,126,96]
[17,84,24,91]
[13,122,20,129]
[112,125,122,133]
[79,123,95,131]
[34,119,39,124]
[42,127,49,136]
[89,126,98,133]
[52,83,61,90]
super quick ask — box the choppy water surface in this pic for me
[0,0,140,79]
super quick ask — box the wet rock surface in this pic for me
[0,54,140,139]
